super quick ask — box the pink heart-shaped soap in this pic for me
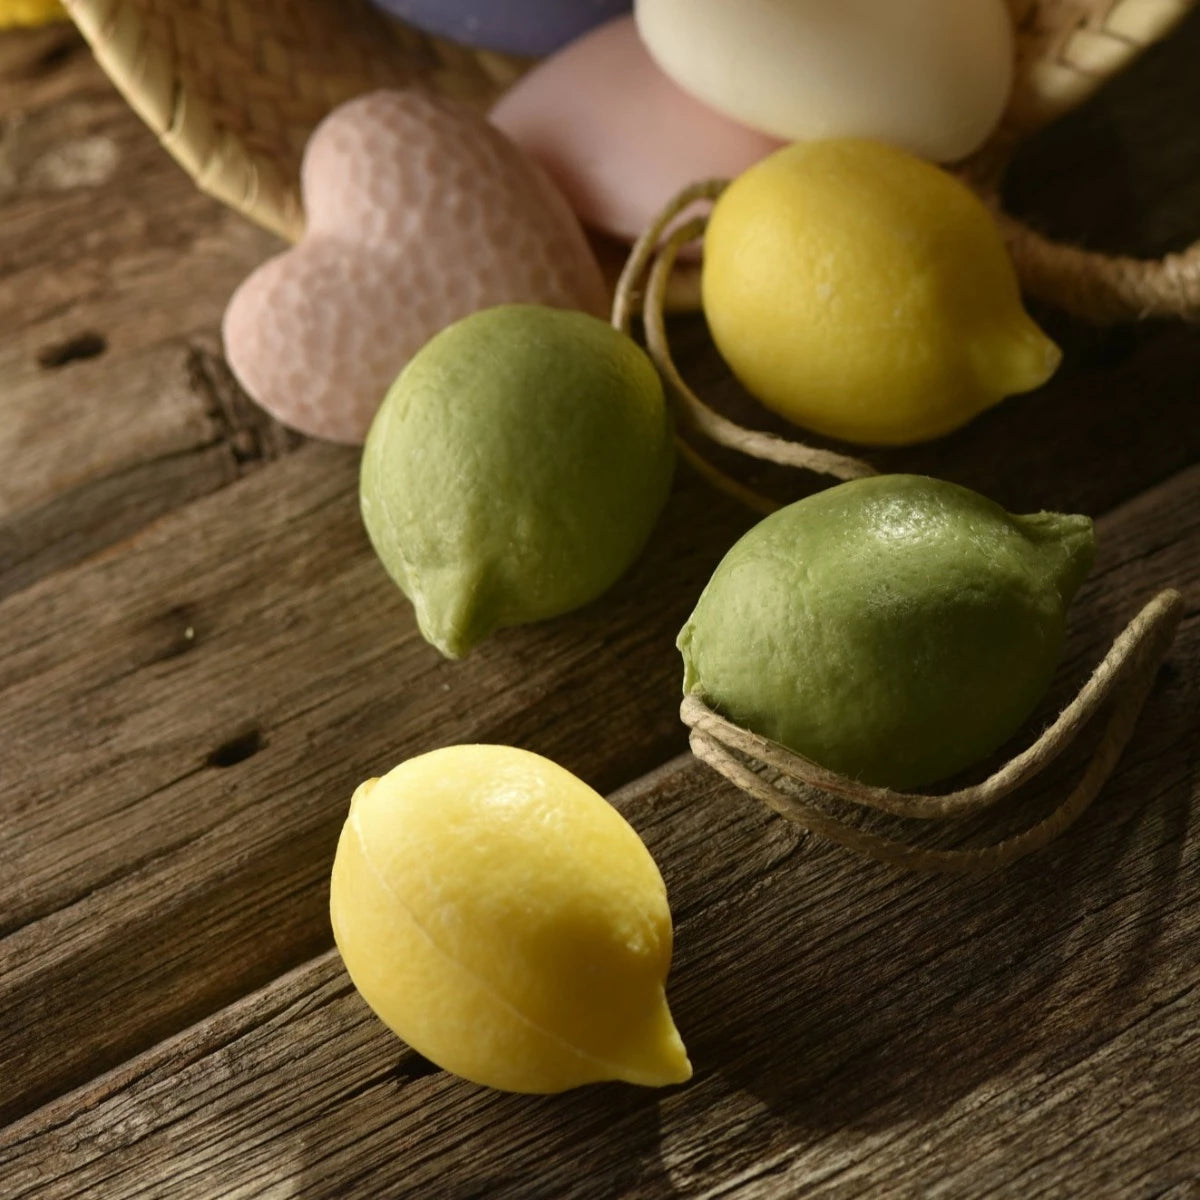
[223,90,608,444]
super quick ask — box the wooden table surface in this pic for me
[2,17,1199,1199]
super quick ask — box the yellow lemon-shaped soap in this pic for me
[330,745,692,1093]
[702,139,1062,446]
[0,0,65,28]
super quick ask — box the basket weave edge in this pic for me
[56,0,1200,321]
[62,0,302,240]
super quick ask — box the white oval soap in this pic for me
[634,0,1014,162]
[491,16,781,245]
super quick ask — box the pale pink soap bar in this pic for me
[223,90,607,445]
[490,16,783,246]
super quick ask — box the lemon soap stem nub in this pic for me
[329,745,691,1093]
[1014,512,1098,605]
[971,315,1064,400]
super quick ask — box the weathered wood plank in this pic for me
[0,28,294,598]
[1,463,1194,1199]
[0,441,759,1122]
[3,434,1197,1126]
[1,5,1199,1179]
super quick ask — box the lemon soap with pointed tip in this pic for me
[701,139,1061,446]
[360,304,674,659]
[678,475,1096,791]
[330,745,692,1094]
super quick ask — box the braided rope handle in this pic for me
[611,167,1200,508]
[992,0,1200,321]
[999,212,1200,321]
[610,182,875,512]
[683,589,1183,873]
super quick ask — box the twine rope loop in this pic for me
[682,589,1183,873]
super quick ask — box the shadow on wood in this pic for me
[653,623,1196,1191]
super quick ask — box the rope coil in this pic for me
[610,181,877,514]
[682,589,1184,873]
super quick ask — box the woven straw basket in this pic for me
[60,0,1200,323]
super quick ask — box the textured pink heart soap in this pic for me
[490,16,783,246]
[223,90,607,444]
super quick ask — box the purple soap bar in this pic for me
[370,0,632,57]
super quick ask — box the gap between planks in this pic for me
[0,434,1196,1131]
[2,16,1200,1190]
[0,462,1196,1198]
[0,745,1194,1197]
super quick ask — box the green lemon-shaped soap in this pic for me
[678,475,1096,790]
[361,305,674,658]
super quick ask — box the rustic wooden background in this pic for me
[1,13,1198,1198]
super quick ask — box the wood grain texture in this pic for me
[0,439,760,1123]
[0,25,294,600]
[1,11,1199,1196]
[2,464,1194,1198]
[4,386,1197,1126]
